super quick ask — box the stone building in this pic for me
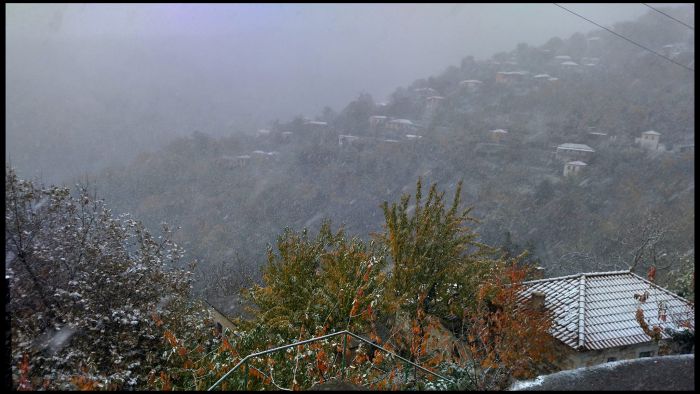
[518,270,695,371]
[636,130,661,151]
[563,160,586,177]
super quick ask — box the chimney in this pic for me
[532,266,545,280]
[529,291,546,312]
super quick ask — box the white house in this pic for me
[426,96,445,109]
[488,129,509,143]
[563,160,587,177]
[369,115,389,128]
[459,79,483,92]
[387,119,419,133]
[338,134,361,147]
[636,130,661,151]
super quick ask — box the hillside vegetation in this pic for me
[94,7,694,310]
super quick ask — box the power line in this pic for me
[642,3,694,30]
[552,3,694,72]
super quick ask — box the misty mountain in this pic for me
[88,6,694,308]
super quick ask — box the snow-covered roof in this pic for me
[405,134,422,139]
[497,71,529,76]
[305,121,328,126]
[369,115,388,119]
[557,143,595,152]
[460,79,483,85]
[561,61,579,66]
[555,55,572,60]
[548,77,559,81]
[588,132,608,136]
[390,119,415,125]
[490,129,508,134]
[643,130,661,136]
[533,74,551,79]
[519,271,695,351]
[566,161,587,166]
[414,87,438,94]
[251,150,266,155]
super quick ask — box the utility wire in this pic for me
[642,3,694,30]
[552,3,694,72]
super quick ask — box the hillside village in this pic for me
[99,6,691,294]
[8,5,694,391]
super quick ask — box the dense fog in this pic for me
[5,3,681,183]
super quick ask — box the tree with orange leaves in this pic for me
[458,261,561,390]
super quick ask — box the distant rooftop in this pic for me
[390,119,415,125]
[519,271,694,351]
[643,130,661,136]
[490,129,508,134]
[561,61,579,66]
[497,71,529,76]
[566,161,587,166]
[557,143,595,152]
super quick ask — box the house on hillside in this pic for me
[635,130,661,151]
[279,131,294,143]
[459,79,483,93]
[235,155,251,167]
[338,134,361,147]
[302,120,336,144]
[488,129,508,143]
[563,160,586,177]
[426,96,445,111]
[673,143,694,154]
[584,130,614,146]
[495,71,529,84]
[413,87,439,97]
[369,115,389,129]
[518,270,695,371]
[555,143,595,162]
[256,128,271,137]
[387,119,419,134]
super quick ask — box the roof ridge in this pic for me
[577,274,586,350]
[628,271,695,305]
[522,270,630,284]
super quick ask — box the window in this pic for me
[639,351,653,358]
[607,357,617,362]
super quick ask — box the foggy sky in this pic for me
[5,3,692,183]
